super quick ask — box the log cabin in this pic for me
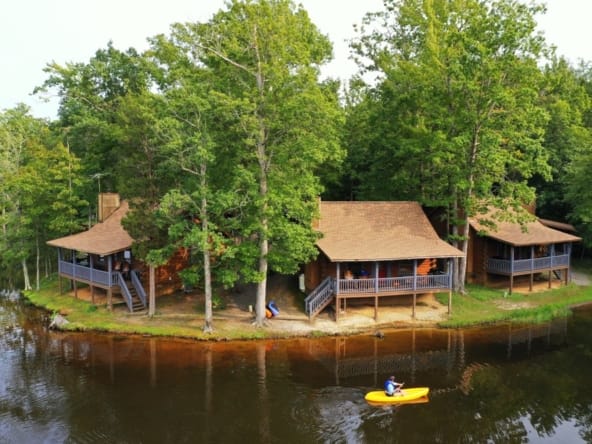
[46,193,187,312]
[303,201,464,321]
[467,207,581,293]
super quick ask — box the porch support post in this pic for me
[336,262,341,294]
[71,250,78,299]
[89,254,94,303]
[335,295,340,322]
[374,262,379,293]
[509,247,515,295]
[149,265,156,317]
[374,295,378,321]
[548,270,552,289]
[412,259,417,319]
[448,290,452,315]
[57,248,63,294]
[483,241,488,286]
[567,243,572,284]
[448,258,453,289]
[529,246,534,292]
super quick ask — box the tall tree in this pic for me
[535,59,592,245]
[170,0,344,325]
[351,0,551,291]
[0,105,86,289]
[36,43,156,205]
[140,34,236,331]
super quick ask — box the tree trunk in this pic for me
[458,221,470,294]
[148,265,156,317]
[254,124,269,326]
[35,236,40,290]
[456,127,480,294]
[202,163,213,333]
[21,258,31,291]
[255,167,269,325]
[254,38,269,327]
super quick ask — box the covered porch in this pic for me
[469,208,581,294]
[485,242,573,293]
[47,199,147,313]
[304,201,465,321]
[53,248,146,312]
[331,258,454,321]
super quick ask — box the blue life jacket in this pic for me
[384,379,395,394]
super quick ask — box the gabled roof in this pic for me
[316,201,464,262]
[47,201,133,255]
[469,208,581,247]
[538,218,576,233]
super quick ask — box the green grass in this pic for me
[23,274,592,339]
[23,276,268,340]
[436,283,592,328]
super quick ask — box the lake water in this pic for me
[1,290,591,443]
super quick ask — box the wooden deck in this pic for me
[486,254,570,276]
[335,274,451,296]
[56,260,147,312]
[305,274,453,321]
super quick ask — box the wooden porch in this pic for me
[487,253,570,276]
[305,259,454,321]
[485,246,573,294]
[334,273,453,321]
[56,259,147,313]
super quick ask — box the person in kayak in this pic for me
[384,376,404,396]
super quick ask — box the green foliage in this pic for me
[533,58,592,243]
[149,0,345,325]
[4,0,589,297]
[0,105,87,288]
[346,0,555,289]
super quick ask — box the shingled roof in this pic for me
[316,201,464,262]
[469,208,581,247]
[47,201,133,255]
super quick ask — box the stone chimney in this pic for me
[98,193,120,222]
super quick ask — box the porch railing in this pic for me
[131,270,147,308]
[487,254,570,275]
[304,276,334,318]
[58,261,114,286]
[112,272,134,311]
[336,274,451,294]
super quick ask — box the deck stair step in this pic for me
[304,277,335,319]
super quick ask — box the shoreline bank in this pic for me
[19,272,592,341]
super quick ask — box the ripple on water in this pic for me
[290,385,394,444]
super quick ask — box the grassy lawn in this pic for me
[23,276,266,340]
[436,282,592,328]
[23,273,592,339]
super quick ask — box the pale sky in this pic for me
[1,0,591,120]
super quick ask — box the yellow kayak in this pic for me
[365,387,430,404]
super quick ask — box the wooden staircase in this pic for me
[304,277,335,320]
[127,284,146,312]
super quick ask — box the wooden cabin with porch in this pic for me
[47,193,187,313]
[303,201,464,321]
[467,208,581,294]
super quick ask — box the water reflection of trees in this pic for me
[3,290,591,443]
[297,316,592,443]
[301,320,570,391]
